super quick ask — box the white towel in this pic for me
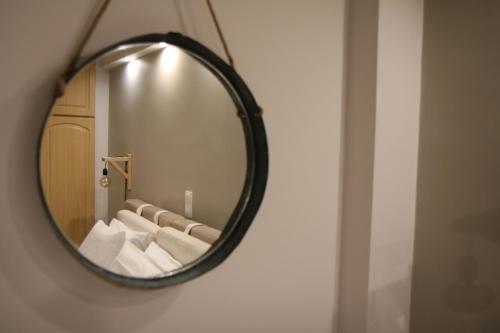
[80,220,170,278]
[108,241,164,278]
[144,242,182,272]
[109,218,153,251]
[79,220,127,268]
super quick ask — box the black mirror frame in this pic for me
[37,32,268,288]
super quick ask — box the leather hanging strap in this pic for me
[58,0,111,96]
[206,0,234,68]
[205,0,264,117]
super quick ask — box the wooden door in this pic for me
[41,65,95,246]
[53,64,95,117]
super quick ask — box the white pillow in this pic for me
[79,220,127,268]
[156,227,210,265]
[79,220,164,278]
[144,242,182,272]
[109,218,153,251]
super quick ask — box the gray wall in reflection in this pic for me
[107,47,246,230]
[411,1,500,331]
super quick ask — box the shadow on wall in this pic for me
[1,72,181,333]
[411,206,500,332]
[367,267,412,333]
[447,209,500,314]
[361,213,500,333]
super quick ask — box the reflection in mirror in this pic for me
[40,42,246,278]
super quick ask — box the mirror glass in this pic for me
[39,41,248,279]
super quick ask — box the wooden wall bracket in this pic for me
[101,153,132,190]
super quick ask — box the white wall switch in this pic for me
[185,190,193,218]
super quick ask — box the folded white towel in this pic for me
[79,220,127,268]
[79,219,177,278]
[144,242,182,272]
[108,241,164,278]
[109,218,153,251]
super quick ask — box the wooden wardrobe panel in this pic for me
[53,64,95,117]
[40,116,95,246]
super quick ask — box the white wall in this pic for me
[94,65,109,221]
[367,0,423,332]
[338,1,424,332]
[0,1,345,332]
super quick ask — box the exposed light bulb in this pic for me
[99,176,111,188]
[99,168,111,188]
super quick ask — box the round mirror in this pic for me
[38,33,268,287]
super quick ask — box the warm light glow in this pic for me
[125,59,141,78]
[117,45,132,51]
[158,42,167,48]
[99,176,111,188]
[122,55,135,63]
[160,46,179,70]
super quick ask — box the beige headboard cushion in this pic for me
[124,198,147,213]
[124,199,222,245]
[185,220,222,245]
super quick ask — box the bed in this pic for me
[79,201,214,278]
